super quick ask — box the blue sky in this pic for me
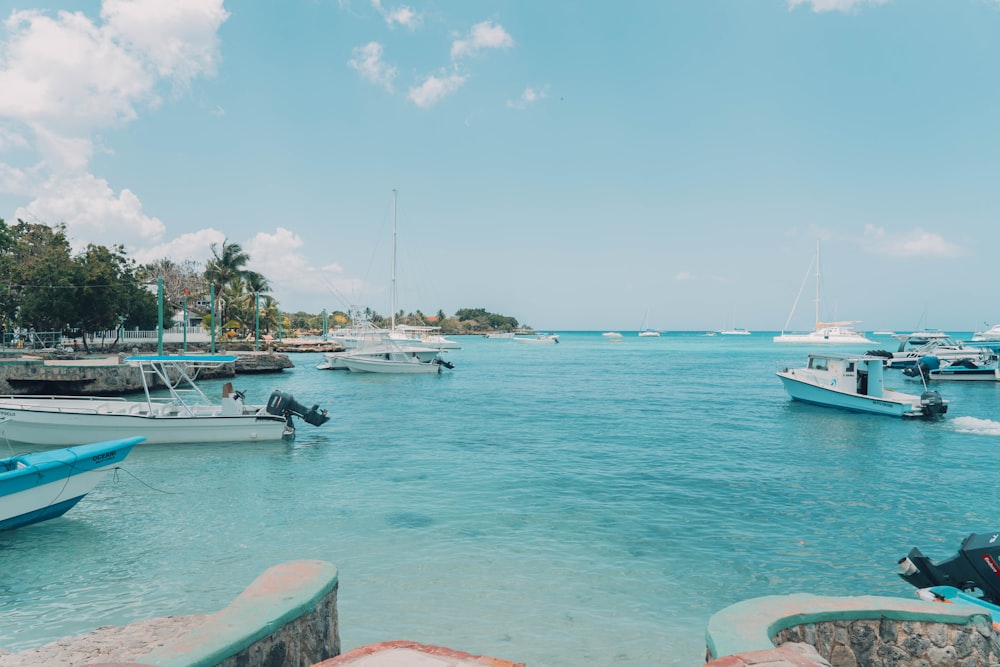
[1,0,998,332]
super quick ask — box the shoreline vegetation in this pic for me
[0,218,528,352]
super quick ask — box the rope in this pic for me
[111,466,181,494]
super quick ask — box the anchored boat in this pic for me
[0,436,141,531]
[0,355,330,446]
[776,353,947,419]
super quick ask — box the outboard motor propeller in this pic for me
[899,533,1000,604]
[266,390,331,428]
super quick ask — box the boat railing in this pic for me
[0,394,185,416]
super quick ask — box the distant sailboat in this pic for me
[718,311,751,336]
[772,240,874,345]
[638,311,660,337]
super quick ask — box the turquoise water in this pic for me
[3,332,1000,666]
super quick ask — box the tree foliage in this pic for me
[0,219,159,344]
[139,258,206,308]
[454,307,519,331]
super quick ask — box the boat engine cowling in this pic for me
[265,390,331,427]
[919,390,946,419]
[903,356,941,379]
[899,533,1000,604]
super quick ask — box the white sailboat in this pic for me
[773,240,873,345]
[638,311,660,337]
[718,311,751,335]
[331,190,452,374]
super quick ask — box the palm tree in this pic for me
[204,239,250,334]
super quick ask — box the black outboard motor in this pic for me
[265,390,331,428]
[919,390,946,419]
[899,532,1000,604]
[903,355,940,380]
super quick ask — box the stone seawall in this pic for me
[706,593,1000,667]
[774,616,997,667]
[0,352,293,395]
[0,560,340,667]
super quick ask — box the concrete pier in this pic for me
[0,351,294,395]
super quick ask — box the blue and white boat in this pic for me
[867,332,979,369]
[903,353,1000,382]
[776,353,947,419]
[0,436,141,531]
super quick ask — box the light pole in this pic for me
[254,291,260,352]
[182,289,189,352]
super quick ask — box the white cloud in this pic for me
[244,228,366,307]
[860,225,966,258]
[675,271,694,281]
[408,71,468,108]
[100,0,229,86]
[0,2,227,246]
[131,228,225,265]
[450,20,513,60]
[15,173,166,250]
[507,85,548,110]
[348,41,397,91]
[787,0,888,12]
[369,0,420,29]
[0,9,150,136]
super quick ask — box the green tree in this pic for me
[75,244,159,351]
[204,239,250,327]
[10,221,79,333]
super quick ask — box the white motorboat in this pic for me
[776,353,947,419]
[387,325,461,350]
[513,333,560,344]
[972,324,1000,342]
[341,354,449,374]
[318,342,444,370]
[0,436,142,531]
[902,352,1000,382]
[0,355,330,446]
[773,240,874,345]
[317,314,448,372]
[868,332,979,369]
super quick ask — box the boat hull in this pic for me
[319,344,442,370]
[0,399,289,446]
[0,437,140,530]
[342,357,442,374]
[777,373,926,418]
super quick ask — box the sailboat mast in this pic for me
[391,189,397,331]
[814,239,821,328]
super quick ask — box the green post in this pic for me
[182,293,188,352]
[322,309,328,340]
[157,276,163,356]
[254,292,260,352]
[210,284,216,354]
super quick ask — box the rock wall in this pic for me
[0,352,292,395]
[0,560,340,667]
[773,617,999,667]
